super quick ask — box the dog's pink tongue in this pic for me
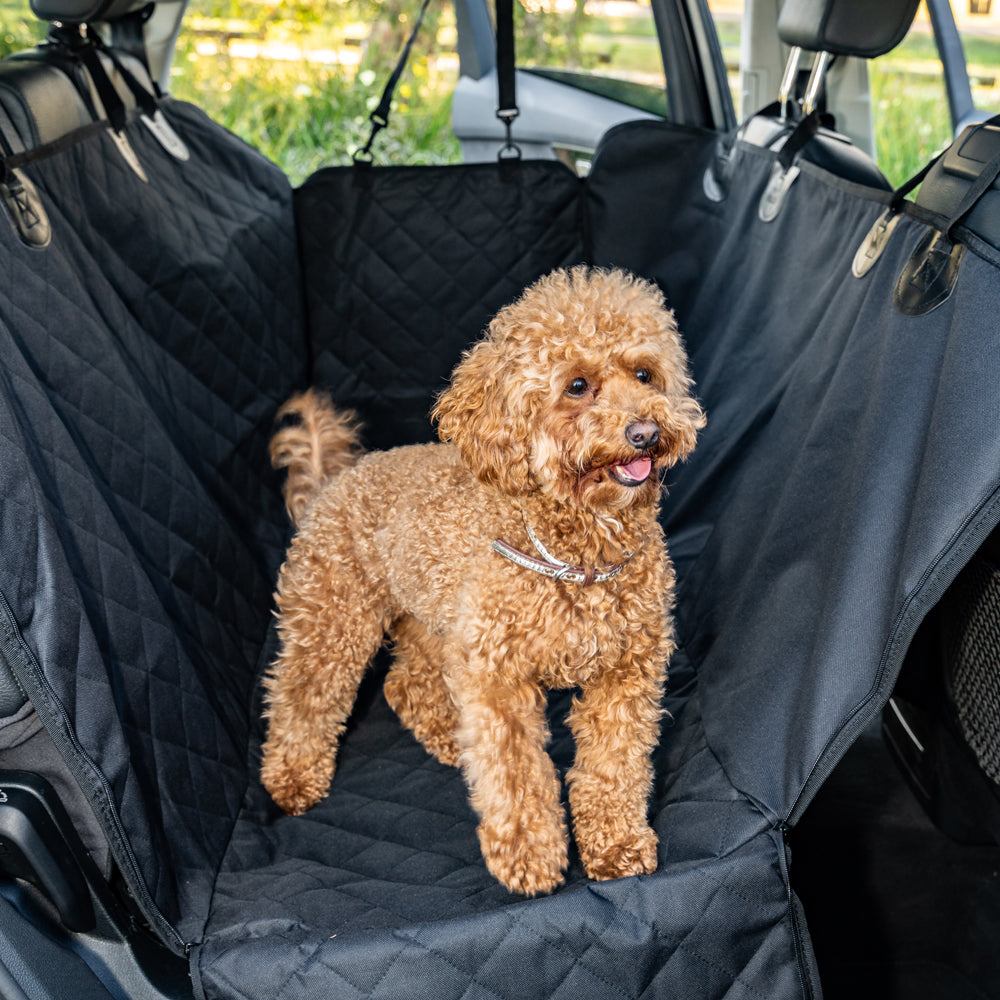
[620,456,652,482]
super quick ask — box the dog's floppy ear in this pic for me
[662,394,707,467]
[432,336,535,495]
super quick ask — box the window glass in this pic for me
[704,0,741,112]
[0,5,44,58]
[869,6,953,186]
[514,0,668,117]
[955,0,1000,117]
[171,0,461,183]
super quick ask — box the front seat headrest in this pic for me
[778,0,921,58]
[29,0,174,24]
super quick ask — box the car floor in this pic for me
[791,721,1000,1000]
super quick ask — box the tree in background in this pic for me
[170,0,458,180]
[515,0,597,71]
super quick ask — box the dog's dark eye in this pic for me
[636,368,652,384]
[566,377,589,398]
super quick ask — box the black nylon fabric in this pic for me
[3,101,1000,1000]
[194,138,815,999]
[196,654,806,1000]
[197,124,1000,998]
[0,100,303,941]
[588,123,1000,823]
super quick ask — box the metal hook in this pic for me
[778,46,801,120]
[802,51,832,115]
[496,107,521,160]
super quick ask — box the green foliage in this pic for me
[869,64,953,187]
[170,45,458,183]
[515,0,597,71]
[170,0,460,183]
[0,12,44,58]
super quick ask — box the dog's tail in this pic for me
[270,389,362,527]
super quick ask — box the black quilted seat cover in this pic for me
[296,160,584,449]
[2,102,1000,1000]
[590,122,1000,821]
[197,666,805,998]
[0,99,304,945]
[195,125,1000,998]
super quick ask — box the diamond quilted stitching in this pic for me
[295,162,585,450]
[0,100,305,937]
[0,107,832,1000]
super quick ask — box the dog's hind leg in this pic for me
[384,616,460,766]
[260,523,391,816]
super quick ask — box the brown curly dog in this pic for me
[260,266,706,896]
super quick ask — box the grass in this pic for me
[869,65,954,185]
[169,39,460,183]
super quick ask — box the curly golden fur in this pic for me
[260,266,706,896]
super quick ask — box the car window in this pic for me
[171,0,462,183]
[869,7,954,186]
[514,0,668,118]
[0,0,45,57]
[705,0,741,112]
[170,0,677,179]
[954,2,1000,116]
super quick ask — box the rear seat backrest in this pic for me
[0,0,166,149]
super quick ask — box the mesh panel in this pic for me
[946,555,1000,785]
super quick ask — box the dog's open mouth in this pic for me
[608,455,653,487]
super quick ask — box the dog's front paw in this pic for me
[260,744,334,816]
[478,817,569,897]
[579,824,658,882]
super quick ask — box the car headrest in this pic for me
[28,0,176,24]
[778,0,921,58]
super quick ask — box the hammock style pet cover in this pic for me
[0,0,997,996]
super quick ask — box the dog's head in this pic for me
[433,266,705,512]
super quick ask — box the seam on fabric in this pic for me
[0,585,185,952]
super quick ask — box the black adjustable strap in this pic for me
[109,3,160,96]
[354,0,434,163]
[758,109,827,221]
[857,116,1000,283]
[102,41,158,119]
[354,0,518,163]
[76,40,128,133]
[944,145,1000,242]
[49,23,158,133]
[887,113,1000,220]
[495,0,519,158]
[776,109,822,172]
[0,120,108,176]
[888,155,940,216]
[83,26,158,127]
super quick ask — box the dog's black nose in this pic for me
[625,420,660,450]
